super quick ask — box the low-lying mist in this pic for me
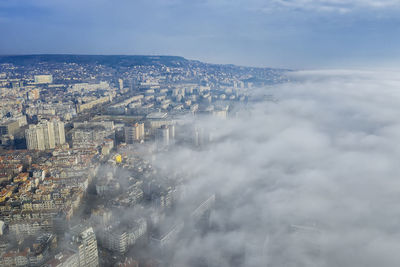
[151,69,400,267]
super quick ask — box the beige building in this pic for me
[76,95,112,113]
[0,120,20,136]
[124,122,145,143]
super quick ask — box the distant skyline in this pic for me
[1,0,400,69]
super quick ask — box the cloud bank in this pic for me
[152,69,400,266]
[267,0,400,13]
[206,0,400,13]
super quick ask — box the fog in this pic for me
[150,70,400,266]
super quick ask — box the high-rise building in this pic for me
[155,125,170,148]
[52,118,66,146]
[118,79,124,90]
[41,121,56,149]
[193,126,211,147]
[25,124,45,150]
[25,120,64,150]
[124,122,145,144]
[169,124,175,140]
[70,225,99,267]
[34,75,53,84]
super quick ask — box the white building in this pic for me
[25,124,46,150]
[155,124,175,149]
[52,118,66,146]
[34,75,53,84]
[70,225,99,267]
[25,119,65,150]
[97,218,147,254]
[155,125,169,148]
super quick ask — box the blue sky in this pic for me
[0,0,400,68]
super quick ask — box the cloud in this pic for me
[6,0,400,14]
[250,0,400,13]
[148,69,400,266]
[203,0,400,13]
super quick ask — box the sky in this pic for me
[147,69,400,266]
[1,0,400,68]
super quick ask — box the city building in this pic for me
[25,124,46,150]
[0,120,20,136]
[155,125,169,148]
[52,118,66,146]
[25,120,59,150]
[72,122,114,148]
[155,124,175,149]
[45,250,79,267]
[97,218,147,254]
[69,225,99,267]
[124,122,145,143]
[27,88,40,100]
[34,75,53,84]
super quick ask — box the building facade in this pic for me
[124,122,145,144]
[25,120,65,150]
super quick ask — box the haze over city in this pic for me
[0,0,399,267]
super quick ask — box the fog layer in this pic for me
[154,70,400,267]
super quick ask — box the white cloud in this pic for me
[205,0,400,13]
[150,69,400,266]
[272,0,400,12]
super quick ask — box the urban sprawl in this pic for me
[0,55,288,267]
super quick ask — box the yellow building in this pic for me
[14,173,29,183]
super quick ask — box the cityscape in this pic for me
[0,55,288,266]
[2,0,400,266]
